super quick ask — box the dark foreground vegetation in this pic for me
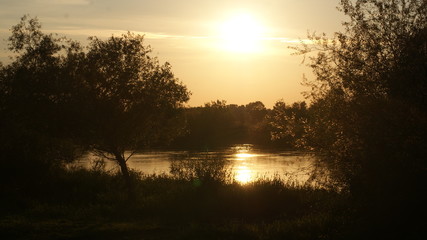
[1,0,427,239]
[0,162,423,240]
[0,166,349,240]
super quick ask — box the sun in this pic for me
[218,13,265,53]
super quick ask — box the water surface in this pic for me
[73,144,317,184]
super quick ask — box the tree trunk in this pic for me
[113,151,134,198]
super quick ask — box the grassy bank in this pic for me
[0,166,353,240]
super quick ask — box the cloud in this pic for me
[36,0,91,5]
[47,27,205,40]
[279,38,314,45]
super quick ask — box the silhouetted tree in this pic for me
[292,0,426,236]
[0,16,190,193]
[192,100,242,149]
[268,101,308,149]
[0,15,84,187]
[170,100,273,149]
[245,101,271,145]
[79,33,190,188]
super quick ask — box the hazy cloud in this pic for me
[36,0,91,5]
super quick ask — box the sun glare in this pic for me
[218,13,265,53]
[235,165,253,184]
[233,147,257,184]
[235,153,253,159]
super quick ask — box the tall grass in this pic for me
[0,157,352,240]
[170,153,233,185]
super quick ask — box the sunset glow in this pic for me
[0,1,345,107]
[1,0,420,237]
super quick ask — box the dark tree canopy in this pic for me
[0,15,190,190]
[80,33,190,186]
[170,100,273,150]
[0,16,85,187]
[298,0,427,104]
[281,0,427,235]
[288,1,427,232]
[294,0,427,183]
[268,101,308,148]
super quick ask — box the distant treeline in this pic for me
[167,100,308,150]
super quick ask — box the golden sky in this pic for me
[0,0,345,107]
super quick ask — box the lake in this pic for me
[72,144,318,184]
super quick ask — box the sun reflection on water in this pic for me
[235,153,253,160]
[235,165,252,184]
[233,146,257,184]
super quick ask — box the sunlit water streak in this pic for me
[71,144,317,185]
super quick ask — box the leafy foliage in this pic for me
[0,15,84,187]
[171,100,273,149]
[0,16,190,191]
[78,32,190,185]
[268,101,309,148]
[289,0,427,235]
[293,0,427,186]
